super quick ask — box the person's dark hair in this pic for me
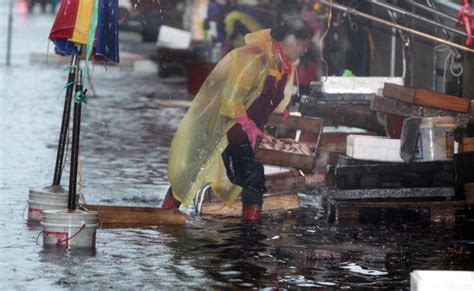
[271,18,314,41]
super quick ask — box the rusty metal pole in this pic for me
[53,55,78,186]
[68,68,83,210]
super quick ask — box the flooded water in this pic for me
[1,1,473,289]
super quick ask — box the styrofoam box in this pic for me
[410,270,474,291]
[346,134,403,162]
[321,76,404,94]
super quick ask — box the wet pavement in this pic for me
[1,1,474,289]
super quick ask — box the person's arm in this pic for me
[219,50,263,149]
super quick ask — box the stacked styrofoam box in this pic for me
[320,77,404,94]
[410,271,474,291]
[346,134,403,162]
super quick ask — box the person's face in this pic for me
[280,35,311,62]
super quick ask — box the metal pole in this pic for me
[53,55,78,186]
[6,0,13,66]
[409,1,459,24]
[68,67,83,211]
[425,0,461,59]
[390,26,396,76]
[319,0,474,53]
[368,0,467,38]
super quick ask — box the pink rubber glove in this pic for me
[236,116,263,150]
[282,108,290,123]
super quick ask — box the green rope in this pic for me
[82,0,99,91]
[74,90,88,104]
[57,81,75,100]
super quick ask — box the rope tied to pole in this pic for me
[74,89,88,104]
[57,81,75,100]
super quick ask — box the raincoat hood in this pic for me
[244,28,272,46]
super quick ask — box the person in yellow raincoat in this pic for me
[162,18,314,222]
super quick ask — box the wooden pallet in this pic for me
[335,161,454,190]
[200,171,304,217]
[200,192,299,217]
[327,199,467,224]
[81,204,186,227]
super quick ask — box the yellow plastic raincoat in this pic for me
[167,29,295,207]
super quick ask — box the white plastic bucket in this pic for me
[27,187,68,221]
[414,117,456,162]
[41,210,98,248]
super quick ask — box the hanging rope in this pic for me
[82,0,99,90]
[435,44,464,92]
[320,0,334,82]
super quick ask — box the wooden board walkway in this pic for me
[81,204,186,227]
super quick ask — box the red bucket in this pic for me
[185,63,216,95]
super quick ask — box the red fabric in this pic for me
[456,0,473,46]
[242,204,262,222]
[296,62,318,85]
[49,0,80,40]
[273,41,292,74]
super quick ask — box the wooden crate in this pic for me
[335,161,455,190]
[254,113,324,171]
[200,193,299,217]
[200,171,305,217]
[81,204,186,227]
[461,137,474,153]
[383,83,470,113]
[327,199,467,224]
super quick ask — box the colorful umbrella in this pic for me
[49,0,119,63]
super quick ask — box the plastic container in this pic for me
[410,270,474,291]
[42,209,98,248]
[415,117,456,161]
[27,187,68,221]
[185,63,216,94]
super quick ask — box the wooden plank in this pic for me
[327,187,455,199]
[266,113,324,131]
[255,149,314,170]
[330,199,467,224]
[82,204,186,226]
[382,83,470,113]
[462,137,474,153]
[200,193,299,217]
[465,183,474,204]
[415,89,470,113]
[304,173,326,187]
[318,132,349,153]
[382,82,416,103]
[371,95,461,117]
[332,199,466,208]
[301,102,384,133]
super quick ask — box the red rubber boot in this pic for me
[242,203,262,223]
[161,188,181,209]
